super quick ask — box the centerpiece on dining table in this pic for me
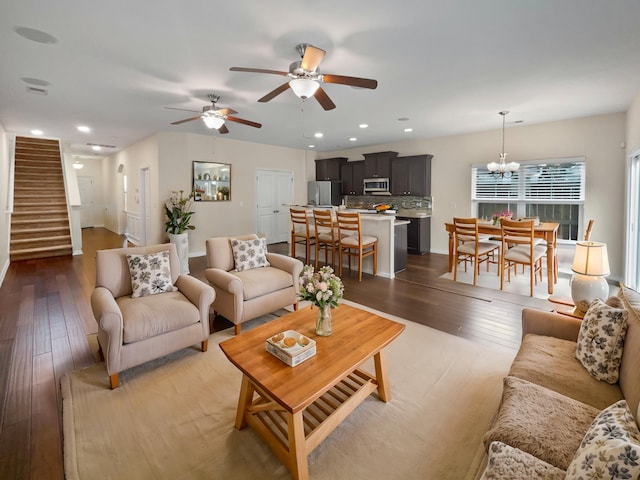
[298,265,344,336]
[491,210,513,225]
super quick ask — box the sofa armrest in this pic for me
[266,253,304,279]
[204,268,243,295]
[175,274,216,325]
[522,308,582,342]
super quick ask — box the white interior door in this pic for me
[626,152,640,289]
[77,176,94,228]
[256,169,293,244]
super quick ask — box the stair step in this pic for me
[14,194,66,201]
[13,208,68,215]
[16,136,59,146]
[13,201,67,207]
[11,225,70,235]
[12,217,69,226]
[11,234,71,246]
[10,244,73,261]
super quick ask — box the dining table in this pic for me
[444,220,560,294]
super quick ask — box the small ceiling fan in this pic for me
[230,43,378,111]
[169,94,262,133]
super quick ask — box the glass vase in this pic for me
[316,304,332,336]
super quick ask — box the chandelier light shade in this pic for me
[570,241,611,313]
[289,78,320,99]
[202,115,225,130]
[487,111,519,178]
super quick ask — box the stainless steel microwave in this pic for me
[363,177,391,195]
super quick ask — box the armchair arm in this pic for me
[266,253,304,279]
[91,286,124,335]
[521,308,582,342]
[175,274,216,326]
[204,268,243,295]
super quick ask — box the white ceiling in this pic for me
[2,1,640,156]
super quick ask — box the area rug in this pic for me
[62,301,515,480]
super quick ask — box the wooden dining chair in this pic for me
[452,217,500,286]
[313,209,340,269]
[290,208,316,264]
[336,211,377,282]
[500,219,546,297]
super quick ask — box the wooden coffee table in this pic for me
[219,304,405,480]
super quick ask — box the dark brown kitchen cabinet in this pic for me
[315,157,347,181]
[363,151,397,178]
[391,154,433,196]
[340,161,365,195]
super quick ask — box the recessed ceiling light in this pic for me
[349,137,357,142]
[31,129,43,135]
[398,117,410,122]
[359,124,368,129]
[404,128,413,133]
[92,145,101,151]
[13,26,58,44]
[314,132,323,138]
[77,125,91,133]
[308,145,315,148]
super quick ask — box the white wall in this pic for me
[627,89,640,155]
[316,112,628,280]
[0,122,10,283]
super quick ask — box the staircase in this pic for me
[10,136,73,261]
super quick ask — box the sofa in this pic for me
[204,234,303,334]
[471,283,640,479]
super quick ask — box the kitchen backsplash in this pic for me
[344,195,433,216]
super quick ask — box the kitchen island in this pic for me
[292,208,408,279]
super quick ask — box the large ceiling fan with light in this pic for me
[230,43,378,110]
[169,94,262,133]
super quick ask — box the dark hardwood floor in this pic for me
[0,227,553,479]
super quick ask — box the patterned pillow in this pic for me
[126,251,177,298]
[576,298,629,383]
[230,238,270,272]
[480,442,566,480]
[566,400,640,479]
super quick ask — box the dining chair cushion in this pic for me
[458,241,501,256]
[340,235,377,247]
[504,245,546,264]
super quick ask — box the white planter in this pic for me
[168,232,190,274]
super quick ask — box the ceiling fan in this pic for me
[169,94,262,133]
[230,43,378,111]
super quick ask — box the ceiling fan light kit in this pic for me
[487,110,520,179]
[289,78,320,99]
[202,115,225,130]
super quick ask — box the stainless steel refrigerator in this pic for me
[307,181,342,206]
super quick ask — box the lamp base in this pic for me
[570,274,609,313]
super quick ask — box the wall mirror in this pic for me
[193,161,231,201]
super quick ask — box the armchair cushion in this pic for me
[233,267,295,301]
[126,250,177,298]
[118,291,200,344]
[231,237,270,272]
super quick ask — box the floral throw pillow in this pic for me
[126,251,177,298]
[230,238,270,272]
[481,442,566,480]
[576,297,628,384]
[566,400,640,480]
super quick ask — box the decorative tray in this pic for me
[265,330,317,367]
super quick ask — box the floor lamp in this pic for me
[570,241,610,313]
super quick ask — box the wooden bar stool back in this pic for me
[336,211,377,282]
[313,209,340,269]
[290,208,316,264]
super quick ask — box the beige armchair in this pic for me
[205,234,303,334]
[91,243,215,389]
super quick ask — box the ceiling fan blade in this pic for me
[164,106,200,113]
[219,124,230,134]
[215,108,238,116]
[171,115,202,125]
[226,116,262,129]
[300,45,326,71]
[322,74,378,89]
[314,86,336,111]
[230,67,288,76]
[258,82,291,103]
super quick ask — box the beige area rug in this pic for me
[62,301,515,480]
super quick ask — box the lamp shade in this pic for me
[202,115,225,130]
[289,78,320,99]
[571,241,610,276]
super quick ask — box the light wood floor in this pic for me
[0,227,553,479]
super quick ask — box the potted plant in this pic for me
[164,190,195,274]
[217,185,230,200]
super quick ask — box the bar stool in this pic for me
[313,209,340,269]
[290,208,315,264]
[336,211,377,282]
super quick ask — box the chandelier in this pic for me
[487,111,519,178]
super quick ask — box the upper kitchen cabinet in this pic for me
[363,151,398,178]
[315,157,348,181]
[341,161,365,195]
[391,154,433,196]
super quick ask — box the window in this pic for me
[472,158,585,240]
